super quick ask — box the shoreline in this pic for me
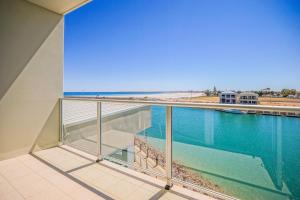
[133,135,292,200]
[133,137,224,195]
[217,108,300,118]
[187,96,300,107]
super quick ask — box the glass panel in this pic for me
[101,103,166,177]
[62,100,98,156]
[172,107,300,200]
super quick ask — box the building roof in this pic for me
[220,91,236,95]
[239,92,258,96]
[63,101,147,126]
[26,0,91,15]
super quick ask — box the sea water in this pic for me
[140,106,300,200]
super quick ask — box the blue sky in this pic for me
[64,0,300,92]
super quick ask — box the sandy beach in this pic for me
[73,92,206,100]
[123,92,205,99]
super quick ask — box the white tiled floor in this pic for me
[0,147,215,200]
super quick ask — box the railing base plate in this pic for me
[164,184,172,190]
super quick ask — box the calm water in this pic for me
[141,106,300,200]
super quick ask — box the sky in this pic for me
[64,0,300,92]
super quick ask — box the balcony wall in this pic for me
[0,0,64,159]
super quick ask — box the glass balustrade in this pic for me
[62,100,98,156]
[61,98,300,200]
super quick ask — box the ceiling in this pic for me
[26,0,91,15]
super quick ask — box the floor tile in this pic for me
[0,148,216,200]
[67,187,106,200]
[0,164,34,181]
[0,191,24,200]
[126,187,157,200]
[0,181,17,196]
[105,179,140,200]
[160,192,189,200]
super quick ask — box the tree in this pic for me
[257,91,263,97]
[281,89,296,97]
[213,86,217,95]
[204,89,211,96]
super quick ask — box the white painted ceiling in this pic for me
[26,0,91,15]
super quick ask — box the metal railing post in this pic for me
[59,98,63,144]
[165,106,173,189]
[96,102,102,162]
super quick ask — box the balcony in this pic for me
[2,1,300,200]
[1,97,300,199]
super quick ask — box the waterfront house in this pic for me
[238,92,259,105]
[219,91,237,104]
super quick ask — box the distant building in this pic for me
[219,91,237,104]
[296,92,300,98]
[287,95,295,98]
[238,92,259,104]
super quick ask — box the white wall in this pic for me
[0,0,64,160]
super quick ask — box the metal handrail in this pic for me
[62,97,300,112]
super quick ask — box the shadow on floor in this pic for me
[31,147,200,200]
